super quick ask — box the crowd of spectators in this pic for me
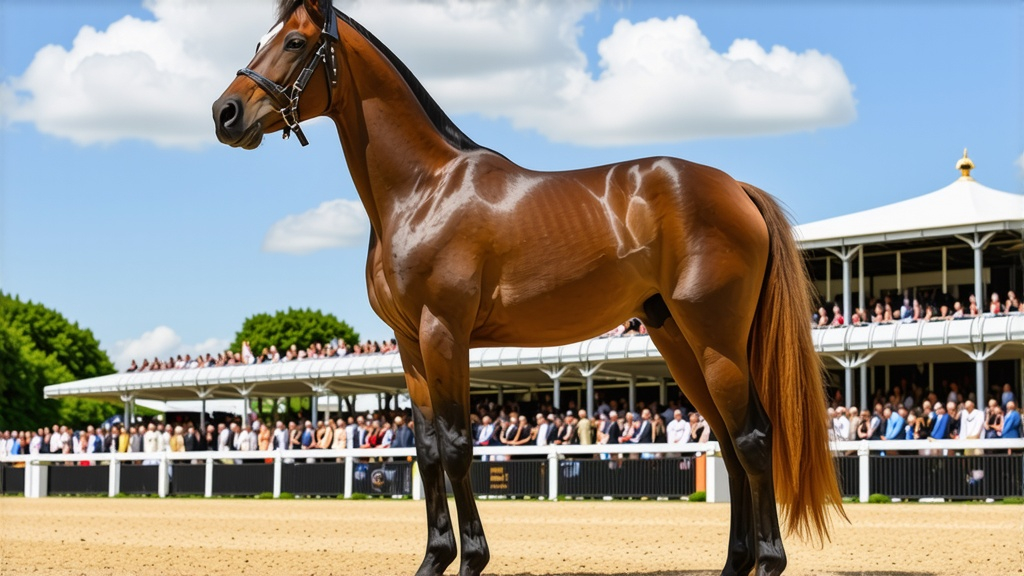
[813,289,1022,327]
[4,383,1020,462]
[0,411,416,461]
[123,338,399,373]
[828,381,1022,453]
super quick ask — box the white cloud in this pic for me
[262,199,369,254]
[109,326,230,371]
[2,0,855,148]
[1,0,272,148]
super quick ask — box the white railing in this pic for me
[3,439,1022,503]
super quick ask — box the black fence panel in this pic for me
[120,464,160,495]
[835,456,859,498]
[2,465,25,494]
[282,462,345,496]
[211,463,273,495]
[870,454,1024,500]
[470,460,546,497]
[170,464,206,495]
[48,464,107,495]
[559,456,696,498]
[352,461,412,496]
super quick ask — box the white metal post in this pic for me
[157,454,169,498]
[108,459,121,497]
[343,456,354,498]
[858,442,870,503]
[204,456,214,498]
[547,448,559,501]
[273,451,282,498]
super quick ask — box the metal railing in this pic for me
[2,439,1022,502]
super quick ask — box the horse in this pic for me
[213,1,845,574]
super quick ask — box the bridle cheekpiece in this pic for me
[236,1,339,147]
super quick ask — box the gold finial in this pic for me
[956,148,975,180]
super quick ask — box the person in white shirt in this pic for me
[29,430,43,454]
[142,423,160,465]
[535,413,550,447]
[959,400,985,455]
[832,407,850,443]
[666,409,690,445]
[49,425,63,454]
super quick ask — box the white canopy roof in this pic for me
[795,154,1024,249]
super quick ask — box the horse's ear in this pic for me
[303,0,330,28]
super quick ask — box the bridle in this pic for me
[236,1,339,147]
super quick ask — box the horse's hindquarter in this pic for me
[470,157,768,346]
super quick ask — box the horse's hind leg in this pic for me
[672,298,786,576]
[416,312,489,576]
[646,317,756,576]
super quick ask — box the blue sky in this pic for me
[1,1,1021,369]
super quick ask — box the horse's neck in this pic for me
[331,22,459,238]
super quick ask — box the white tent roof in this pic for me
[795,163,1024,249]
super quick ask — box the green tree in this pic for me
[233,308,359,355]
[0,292,119,429]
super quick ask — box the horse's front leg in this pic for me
[418,312,489,576]
[398,341,457,576]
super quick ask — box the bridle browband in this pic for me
[236,1,339,147]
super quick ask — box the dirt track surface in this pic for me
[0,498,1021,575]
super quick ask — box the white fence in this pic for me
[2,439,1022,503]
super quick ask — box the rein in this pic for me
[236,2,339,147]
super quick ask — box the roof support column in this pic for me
[825,256,832,302]
[628,376,637,415]
[826,245,861,325]
[659,378,668,407]
[896,251,901,293]
[829,352,877,408]
[859,365,868,411]
[120,394,134,428]
[956,232,996,313]
[540,366,571,411]
[957,343,1005,405]
[941,246,948,294]
[858,247,865,318]
[579,363,603,417]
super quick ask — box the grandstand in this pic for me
[42,151,1024,424]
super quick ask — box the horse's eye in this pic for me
[286,38,306,51]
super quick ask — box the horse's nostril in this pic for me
[220,100,240,128]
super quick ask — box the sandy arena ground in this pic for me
[0,497,1021,575]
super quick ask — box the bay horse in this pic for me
[213,1,844,574]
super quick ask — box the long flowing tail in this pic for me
[741,182,846,543]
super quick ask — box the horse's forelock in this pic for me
[275,0,303,22]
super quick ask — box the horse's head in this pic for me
[213,0,338,148]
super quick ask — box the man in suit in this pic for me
[631,409,653,444]
[1001,401,1021,439]
[606,411,622,445]
[534,414,551,446]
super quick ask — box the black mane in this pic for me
[274,0,485,153]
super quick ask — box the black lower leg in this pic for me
[412,405,457,576]
[720,446,756,576]
[732,378,786,576]
[437,408,489,576]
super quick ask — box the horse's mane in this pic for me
[275,0,486,154]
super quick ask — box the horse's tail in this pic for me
[741,182,846,543]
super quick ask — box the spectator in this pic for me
[391,416,414,448]
[959,400,985,455]
[652,414,667,443]
[332,419,348,451]
[272,421,289,450]
[631,409,653,444]
[143,423,160,464]
[984,401,1003,439]
[688,413,710,443]
[576,410,593,445]
[832,407,850,441]
[666,410,689,445]
[300,421,314,450]
[847,407,862,441]
[1001,384,1016,410]
[1000,402,1021,439]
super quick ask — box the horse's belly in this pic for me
[470,268,649,347]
